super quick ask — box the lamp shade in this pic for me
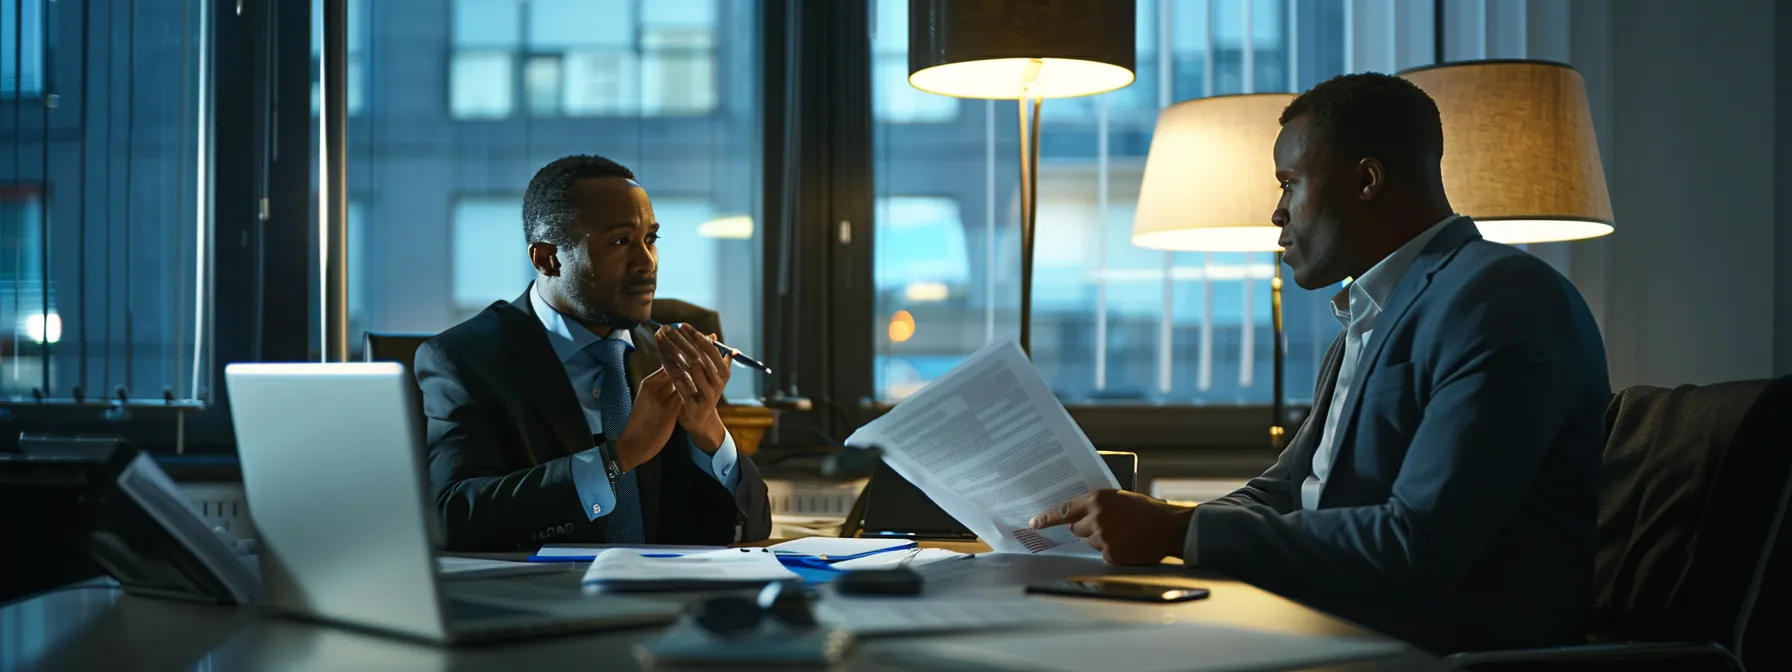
[1132,94,1295,252]
[907,0,1135,100]
[1400,60,1613,244]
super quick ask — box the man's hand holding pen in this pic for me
[655,322,732,455]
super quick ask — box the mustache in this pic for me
[621,277,657,292]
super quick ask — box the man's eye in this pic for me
[612,237,630,246]
[646,233,661,245]
[1278,180,1292,190]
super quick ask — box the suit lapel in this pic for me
[1329,217,1482,469]
[624,325,665,536]
[503,289,596,462]
[1289,331,1347,480]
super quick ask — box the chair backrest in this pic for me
[1592,375,1792,663]
[362,332,434,429]
[844,450,1140,539]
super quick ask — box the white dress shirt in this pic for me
[1299,214,1460,510]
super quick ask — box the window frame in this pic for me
[757,0,1313,459]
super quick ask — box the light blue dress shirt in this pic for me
[529,286,742,523]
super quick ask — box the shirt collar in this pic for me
[1331,214,1462,327]
[529,282,635,364]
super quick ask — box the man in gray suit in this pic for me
[1031,73,1609,653]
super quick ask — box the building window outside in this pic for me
[450,0,717,119]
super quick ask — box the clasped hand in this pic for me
[610,323,733,471]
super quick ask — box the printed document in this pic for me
[845,340,1119,555]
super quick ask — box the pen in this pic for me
[642,318,774,375]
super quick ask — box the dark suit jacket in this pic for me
[1190,217,1609,653]
[414,289,773,551]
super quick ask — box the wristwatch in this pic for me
[596,435,626,480]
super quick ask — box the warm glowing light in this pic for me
[24,312,61,344]
[697,214,754,239]
[1473,219,1614,244]
[888,310,917,343]
[904,282,950,302]
[1131,227,1284,252]
[909,58,1135,100]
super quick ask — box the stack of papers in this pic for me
[768,537,914,559]
[581,548,799,591]
[529,544,723,562]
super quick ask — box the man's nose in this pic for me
[1271,208,1289,227]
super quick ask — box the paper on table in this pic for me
[888,622,1409,672]
[828,548,968,571]
[845,340,1119,556]
[581,548,798,587]
[767,537,914,557]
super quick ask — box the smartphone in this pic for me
[1025,578,1211,603]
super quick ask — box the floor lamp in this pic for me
[907,0,1137,357]
[1399,60,1615,245]
[1132,94,1298,449]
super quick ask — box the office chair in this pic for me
[1448,375,1792,672]
[360,299,730,432]
[839,451,1139,539]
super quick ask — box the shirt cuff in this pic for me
[570,447,618,521]
[1183,504,1200,566]
[689,430,742,493]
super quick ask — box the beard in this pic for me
[564,276,655,331]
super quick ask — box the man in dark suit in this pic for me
[1032,73,1609,653]
[415,154,771,551]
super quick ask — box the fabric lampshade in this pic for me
[907,0,1136,100]
[1400,60,1614,244]
[1132,93,1295,252]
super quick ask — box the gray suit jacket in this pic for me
[1189,217,1609,653]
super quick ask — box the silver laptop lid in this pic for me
[226,362,451,642]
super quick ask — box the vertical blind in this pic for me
[1,0,211,406]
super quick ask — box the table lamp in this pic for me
[1132,93,1296,449]
[1399,60,1614,244]
[908,0,1136,356]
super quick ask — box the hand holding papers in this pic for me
[845,340,1119,556]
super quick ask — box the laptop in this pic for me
[225,362,680,644]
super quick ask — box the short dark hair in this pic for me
[1280,72,1444,179]
[522,154,637,246]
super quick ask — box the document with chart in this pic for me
[846,340,1119,556]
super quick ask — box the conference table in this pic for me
[4,541,1445,671]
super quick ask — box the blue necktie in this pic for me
[592,338,646,543]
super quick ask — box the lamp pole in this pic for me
[1271,251,1285,449]
[1016,94,1042,357]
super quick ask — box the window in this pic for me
[1,0,44,98]
[346,1,763,398]
[451,196,532,316]
[2,0,210,404]
[449,0,719,119]
[872,0,1349,404]
[310,0,366,116]
[872,1,956,123]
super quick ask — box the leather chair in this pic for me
[839,450,1140,540]
[361,298,734,434]
[1449,375,1792,671]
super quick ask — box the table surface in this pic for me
[3,542,1445,672]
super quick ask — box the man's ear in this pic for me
[1356,157,1386,202]
[528,242,560,276]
